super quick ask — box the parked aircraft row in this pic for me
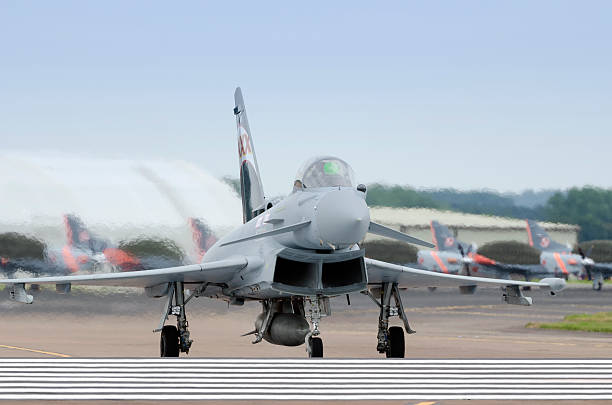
[0,214,217,281]
[0,88,565,358]
[413,220,612,290]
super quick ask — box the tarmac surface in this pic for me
[0,284,611,404]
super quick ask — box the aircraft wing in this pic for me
[588,263,612,276]
[365,258,565,293]
[475,262,543,275]
[0,257,247,288]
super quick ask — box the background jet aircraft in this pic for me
[188,217,218,263]
[65,214,187,272]
[1,214,187,279]
[422,220,577,282]
[0,88,564,359]
[526,219,585,280]
[0,217,108,279]
[526,219,611,289]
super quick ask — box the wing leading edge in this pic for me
[365,258,565,305]
[0,257,248,288]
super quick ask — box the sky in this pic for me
[1,1,611,197]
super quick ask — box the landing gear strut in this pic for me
[593,273,604,291]
[365,283,414,358]
[156,281,194,357]
[305,295,329,358]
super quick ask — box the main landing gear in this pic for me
[156,281,198,357]
[364,282,415,358]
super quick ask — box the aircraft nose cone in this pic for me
[315,189,370,248]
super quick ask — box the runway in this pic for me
[2,285,612,403]
[1,359,612,400]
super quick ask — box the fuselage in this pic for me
[203,186,371,300]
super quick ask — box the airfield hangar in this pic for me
[366,207,579,249]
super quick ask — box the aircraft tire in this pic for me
[386,326,405,358]
[160,325,180,357]
[594,281,603,291]
[309,337,323,358]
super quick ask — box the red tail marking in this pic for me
[526,220,534,247]
[64,215,74,247]
[430,221,438,251]
[62,246,79,273]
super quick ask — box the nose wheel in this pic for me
[308,337,323,358]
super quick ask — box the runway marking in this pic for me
[0,360,611,400]
[0,345,70,358]
[413,402,437,405]
[435,336,580,347]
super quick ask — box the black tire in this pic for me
[594,281,603,291]
[309,337,323,358]
[386,326,405,358]
[160,325,180,357]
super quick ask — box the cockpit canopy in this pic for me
[294,156,356,189]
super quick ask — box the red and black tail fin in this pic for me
[430,220,459,251]
[234,87,266,223]
[63,214,108,253]
[188,218,217,262]
[525,219,567,252]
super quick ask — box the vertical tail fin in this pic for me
[430,220,468,252]
[234,87,266,223]
[525,219,567,252]
[63,214,108,253]
[188,218,217,262]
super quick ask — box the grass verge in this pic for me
[527,312,612,333]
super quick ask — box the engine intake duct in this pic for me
[272,247,367,296]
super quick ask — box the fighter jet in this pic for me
[416,220,473,275]
[0,88,565,358]
[423,221,576,283]
[188,217,218,263]
[0,217,110,279]
[526,219,608,289]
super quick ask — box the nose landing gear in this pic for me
[305,296,329,358]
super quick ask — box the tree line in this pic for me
[366,184,612,242]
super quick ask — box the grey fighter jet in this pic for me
[0,88,565,358]
[526,219,608,289]
[421,221,555,282]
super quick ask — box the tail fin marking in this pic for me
[234,87,266,223]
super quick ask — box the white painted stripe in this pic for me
[0,377,610,383]
[1,383,611,388]
[0,357,612,365]
[1,372,611,378]
[3,363,612,369]
[2,367,612,373]
[0,359,610,400]
[4,395,612,400]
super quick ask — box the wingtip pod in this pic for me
[539,277,567,294]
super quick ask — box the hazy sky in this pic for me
[1,1,610,197]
